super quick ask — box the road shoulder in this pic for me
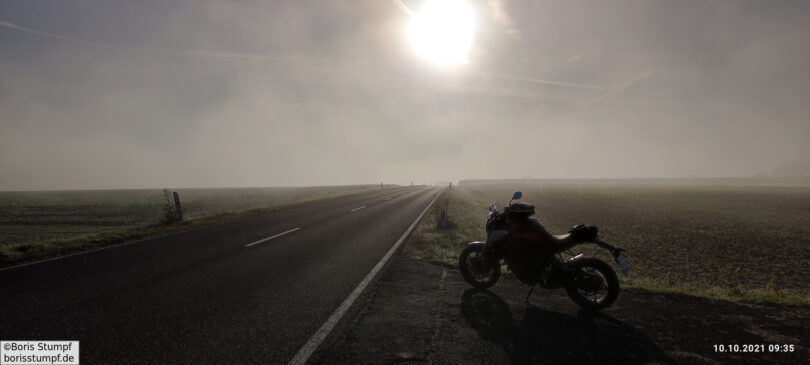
[312,254,809,364]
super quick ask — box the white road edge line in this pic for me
[349,205,366,212]
[244,228,302,247]
[288,189,442,365]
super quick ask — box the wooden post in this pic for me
[173,191,184,222]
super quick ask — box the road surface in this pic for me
[0,186,441,364]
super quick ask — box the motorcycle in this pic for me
[459,191,630,310]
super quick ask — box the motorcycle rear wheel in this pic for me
[564,258,620,311]
[459,244,500,289]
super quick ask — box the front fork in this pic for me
[480,243,501,270]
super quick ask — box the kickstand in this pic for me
[524,285,536,304]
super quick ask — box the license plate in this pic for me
[615,255,630,274]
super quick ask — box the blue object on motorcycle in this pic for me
[512,191,522,200]
[615,255,630,275]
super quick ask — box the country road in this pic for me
[0,186,441,364]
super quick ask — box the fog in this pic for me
[1,0,809,190]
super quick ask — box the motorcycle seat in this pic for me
[553,234,571,240]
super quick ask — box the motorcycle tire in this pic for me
[564,258,620,311]
[459,244,500,289]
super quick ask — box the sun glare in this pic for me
[409,0,474,66]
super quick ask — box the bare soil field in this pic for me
[404,184,810,306]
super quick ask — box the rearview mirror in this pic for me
[512,191,522,200]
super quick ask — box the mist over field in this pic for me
[1,0,809,190]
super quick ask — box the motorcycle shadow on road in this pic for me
[460,289,671,364]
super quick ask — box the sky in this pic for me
[1,0,809,190]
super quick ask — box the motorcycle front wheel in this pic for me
[564,258,620,311]
[459,244,500,289]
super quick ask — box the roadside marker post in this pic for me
[439,208,447,228]
[173,191,183,222]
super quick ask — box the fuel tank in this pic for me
[507,218,550,243]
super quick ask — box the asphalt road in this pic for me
[0,186,441,364]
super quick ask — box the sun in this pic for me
[409,0,474,66]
